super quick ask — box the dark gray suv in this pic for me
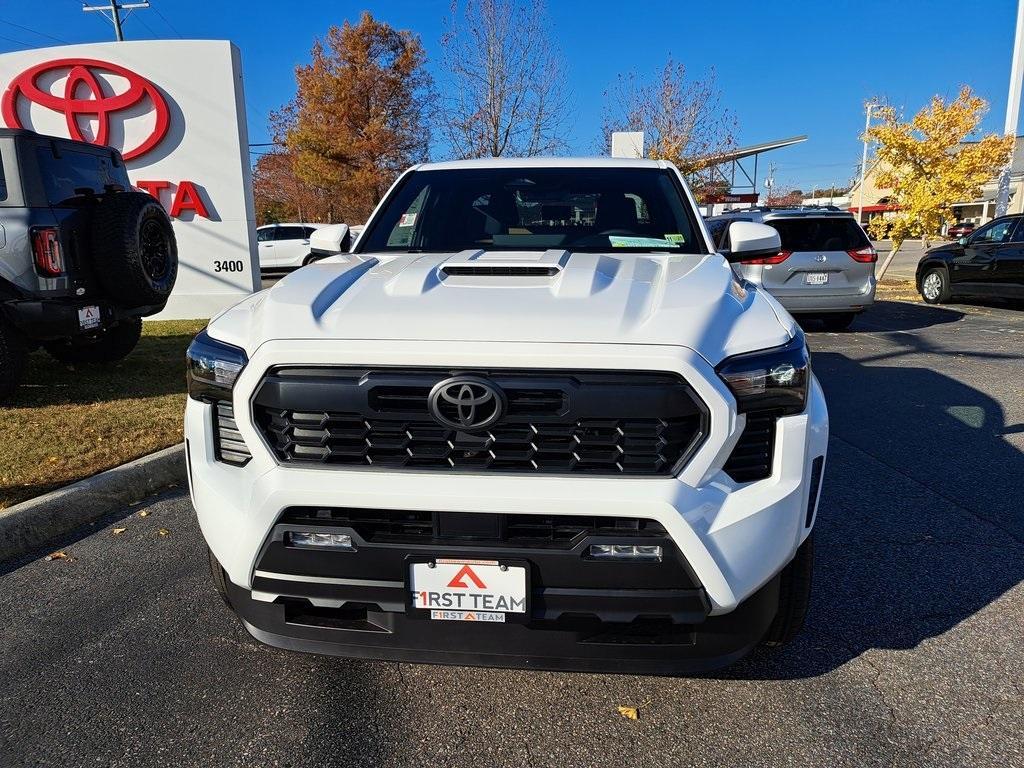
[0,128,177,400]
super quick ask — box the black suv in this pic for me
[0,128,177,400]
[917,214,1024,304]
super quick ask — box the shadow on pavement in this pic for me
[797,300,965,334]
[728,346,1024,680]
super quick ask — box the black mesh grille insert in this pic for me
[252,368,707,476]
[280,507,668,547]
[722,410,778,483]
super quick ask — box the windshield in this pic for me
[357,167,704,254]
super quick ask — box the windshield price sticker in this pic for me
[609,235,679,248]
[410,559,527,619]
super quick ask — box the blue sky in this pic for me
[0,0,1017,191]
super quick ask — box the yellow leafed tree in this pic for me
[866,87,1013,260]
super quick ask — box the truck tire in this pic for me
[761,534,814,647]
[0,318,28,402]
[44,317,142,365]
[91,192,178,308]
[207,546,231,606]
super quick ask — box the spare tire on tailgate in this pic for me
[91,191,178,308]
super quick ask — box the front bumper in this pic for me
[187,340,828,671]
[225,573,779,675]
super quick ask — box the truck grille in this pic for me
[252,367,708,476]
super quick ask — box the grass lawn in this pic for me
[875,277,920,302]
[0,319,206,509]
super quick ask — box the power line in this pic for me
[0,32,34,48]
[82,1,152,42]
[149,0,182,38]
[0,18,70,44]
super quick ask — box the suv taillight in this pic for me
[742,250,791,265]
[847,246,877,263]
[31,228,64,276]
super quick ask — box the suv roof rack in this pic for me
[718,205,845,214]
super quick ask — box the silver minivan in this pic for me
[707,208,876,330]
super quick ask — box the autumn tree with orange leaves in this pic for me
[272,13,433,224]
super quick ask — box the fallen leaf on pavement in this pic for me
[158,528,170,537]
[45,551,68,561]
[138,510,150,518]
[617,706,638,721]
[112,527,127,535]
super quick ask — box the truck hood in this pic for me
[211,249,795,365]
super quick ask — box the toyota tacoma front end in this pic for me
[186,158,828,674]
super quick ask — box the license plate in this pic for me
[77,305,101,330]
[805,272,829,285]
[410,558,527,619]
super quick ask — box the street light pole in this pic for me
[857,101,879,225]
[995,0,1024,217]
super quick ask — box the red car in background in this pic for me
[947,221,976,239]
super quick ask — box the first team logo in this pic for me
[1,58,170,161]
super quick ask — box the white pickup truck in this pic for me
[185,157,828,675]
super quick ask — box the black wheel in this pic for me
[302,253,318,266]
[0,318,28,403]
[44,317,142,365]
[820,312,856,331]
[207,546,230,606]
[919,267,951,304]
[761,534,814,647]
[90,192,178,307]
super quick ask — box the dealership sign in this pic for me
[0,41,259,319]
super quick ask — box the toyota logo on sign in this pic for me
[2,58,170,161]
[428,376,505,431]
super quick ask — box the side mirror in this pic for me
[721,221,782,264]
[308,223,351,257]
[958,236,968,246]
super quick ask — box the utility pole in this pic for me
[857,100,880,225]
[82,1,151,42]
[996,0,1024,217]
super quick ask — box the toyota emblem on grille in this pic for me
[428,376,505,431]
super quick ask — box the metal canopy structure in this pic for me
[695,135,808,197]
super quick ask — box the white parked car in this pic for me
[256,223,323,270]
[187,158,828,675]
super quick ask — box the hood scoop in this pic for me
[439,249,570,278]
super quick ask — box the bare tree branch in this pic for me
[437,0,570,158]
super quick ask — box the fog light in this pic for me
[289,532,355,550]
[589,544,662,561]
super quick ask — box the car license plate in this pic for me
[805,272,829,285]
[410,558,527,620]
[77,305,101,330]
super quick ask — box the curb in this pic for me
[0,443,186,563]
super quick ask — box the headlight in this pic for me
[186,329,248,402]
[716,332,810,415]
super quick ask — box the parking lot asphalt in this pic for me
[2,299,1023,768]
